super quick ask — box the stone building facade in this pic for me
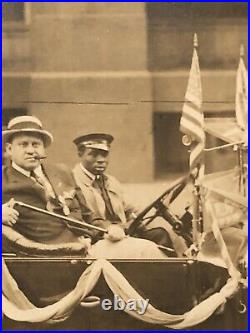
[2,2,248,181]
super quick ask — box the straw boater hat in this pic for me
[2,116,53,147]
[73,133,114,152]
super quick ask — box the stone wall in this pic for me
[2,2,248,181]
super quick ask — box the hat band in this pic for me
[8,122,42,131]
[84,140,110,146]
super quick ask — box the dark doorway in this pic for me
[2,108,28,165]
[2,108,28,128]
[153,112,189,178]
[2,2,25,22]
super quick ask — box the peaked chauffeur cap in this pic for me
[73,133,114,152]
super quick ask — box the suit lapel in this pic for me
[73,163,106,217]
[43,163,76,199]
[8,166,47,202]
[41,163,61,199]
[8,166,32,184]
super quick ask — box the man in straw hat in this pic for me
[2,116,101,249]
[72,133,176,253]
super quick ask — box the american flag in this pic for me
[235,45,248,132]
[180,34,205,174]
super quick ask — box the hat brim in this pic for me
[2,129,53,147]
[84,143,110,151]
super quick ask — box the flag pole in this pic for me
[193,32,198,48]
[180,32,205,249]
[191,33,203,247]
[240,44,244,58]
[237,44,247,196]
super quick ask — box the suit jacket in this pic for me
[2,163,97,243]
[72,163,138,230]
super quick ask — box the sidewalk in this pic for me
[123,174,193,215]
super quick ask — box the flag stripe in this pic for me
[180,118,205,143]
[181,109,204,129]
[185,92,202,109]
[184,99,201,113]
[190,142,204,169]
[182,104,204,124]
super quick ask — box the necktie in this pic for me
[30,170,70,214]
[30,170,45,188]
[30,170,55,200]
[94,175,120,222]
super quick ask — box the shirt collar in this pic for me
[12,162,44,178]
[80,163,96,181]
[12,162,31,178]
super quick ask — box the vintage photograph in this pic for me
[2,2,248,330]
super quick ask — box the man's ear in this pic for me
[5,143,12,156]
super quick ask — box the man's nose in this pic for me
[26,144,36,154]
[96,156,107,163]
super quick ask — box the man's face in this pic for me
[6,133,46,171]
[80,148,109,175]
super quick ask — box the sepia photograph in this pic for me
[2,2,248,330]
